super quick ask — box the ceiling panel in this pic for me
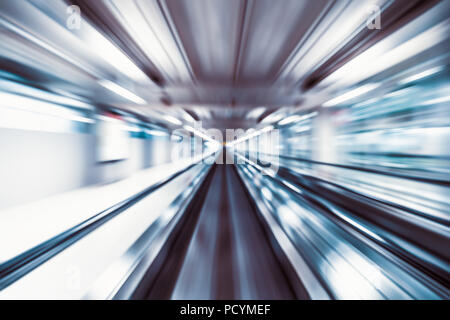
[165,0,244,84]
[238,0,329,83]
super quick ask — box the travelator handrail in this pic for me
[248,152,450,186]
[0,156,213,290]
[236,154,450,297]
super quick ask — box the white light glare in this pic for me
[228,125,274,146]
[246,107,266,119]
[422,95,450,105]
[399,66,444,84]
[122,125,140,132]
[322,21,449,86]
[261,112,284,123]
[323,83,379,107]
[183,125,219,145]
[85,25,149,83]
[278,112,317,126]
[0,91,95,133]
[163,115,183,126]
[99,80,146,104]
[146,129,167,136]
[279,115,300,126]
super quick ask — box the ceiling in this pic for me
[0,0,447,129]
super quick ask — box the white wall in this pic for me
[0,127,182,210]
[0,128,97,209]
[146,137,174,166]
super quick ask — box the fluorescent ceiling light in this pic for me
[163,115,182,126]
[103,0,191,81]
[85,27,149,83]
[99,80,146,104]
[146,129,167,136]
[323,83,379,107]
[286,0,386,81]
[294,126,312,133]
[399,66,444,84]
[261,112,284,123]
[322,21,449,86]
[278,115,302,126]
[286,111,318,124]
[383,87,414,99]
[183,125,219,144]
[422,95,450,105]
[183,125,207,138]
[246,107,266,119]
[228,125,274,146]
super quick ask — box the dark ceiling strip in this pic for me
[232,0,251,85]
[301,0,441,90]
[272,0,338,84]
[133,0,178,84]
[183,108,200,122]
[156,0,197,84]
[130,0,175,84]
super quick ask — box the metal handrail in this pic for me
[0,161,206,290]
